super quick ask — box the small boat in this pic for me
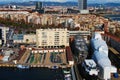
[63,70,70,74]
[65,74,71,77]
[65,74,71,80]
[17,65,30,69]
[51,66,59,69]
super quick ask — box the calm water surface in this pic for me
[104,15,120,21]
[0,67,64,80]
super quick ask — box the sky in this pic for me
[0,0,120,3]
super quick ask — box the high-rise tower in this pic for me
[78,0,89,14]
[34,1,44,14]
[36,2,43,10]
[78,0,87,10]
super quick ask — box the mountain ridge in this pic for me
[0,1,120,7]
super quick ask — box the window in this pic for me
[42,32,46,35]
[42,35,47,38]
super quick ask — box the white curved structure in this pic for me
[92,51,111,68]
[91,33,108,55]
[91,32,117,80]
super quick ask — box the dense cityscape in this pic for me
[0,0,120,80]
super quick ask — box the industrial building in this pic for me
[1,49,14,62]
[13,34,24,43]
[91,32,117,80]
[71,35,88,64]
[13,34,36,44]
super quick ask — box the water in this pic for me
[0,67,64,80]
[104,15,120,21]
[111,17,120,21]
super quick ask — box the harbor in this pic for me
[0,67,65,80]
[0,64,71,68]
[0,47,73,69]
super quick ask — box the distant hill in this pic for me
[88,3,120,7]
[0,1,78,6]
[105,3,120,7]
[0,1,120,7]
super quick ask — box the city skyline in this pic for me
[0,0,120,3]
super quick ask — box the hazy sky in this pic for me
[0,0,120,3]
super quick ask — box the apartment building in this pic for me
[0,26,9,45]
[36,28,69,48]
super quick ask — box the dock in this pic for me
[0,47,74,69]
[0,63,71,69]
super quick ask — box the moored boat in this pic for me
[17,65,30,69]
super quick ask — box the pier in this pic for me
[0,47,74,69]
[0,63,71,69]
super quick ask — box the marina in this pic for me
[0,47,73,69]
[0,0,119,80]
[0,67,65,80]
[0,63,71,68]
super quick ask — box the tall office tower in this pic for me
[78,0,87,10]
[36,2,43,10]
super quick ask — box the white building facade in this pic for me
[36,28,69,48]
[0,26,9,45]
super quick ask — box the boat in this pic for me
[17,65,30,69]
[63,70,70,74]
[65,74,71,80]
[51,66,59,69]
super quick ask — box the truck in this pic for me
[82,59,99,76]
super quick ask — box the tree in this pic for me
[26,39,29,43]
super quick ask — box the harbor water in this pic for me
[104,15,120,21]
[0,67,64,80]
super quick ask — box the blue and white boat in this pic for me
[17,65,30,69]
